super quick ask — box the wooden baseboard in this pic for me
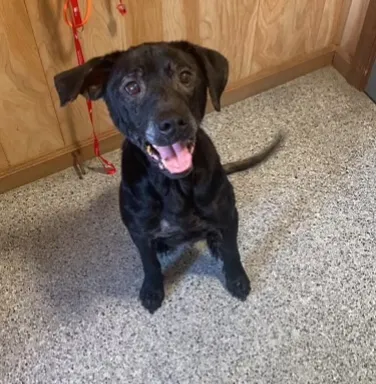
[219,46,334,110]
[346,0,376,90]
[0,47,335,194]
[332,47,352,79]
[0,132,124,194]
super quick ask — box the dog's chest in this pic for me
[150,182,213,242]
[153,213,211,244]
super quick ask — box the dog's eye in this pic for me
[125,81,141,95]
[179,71,192,85]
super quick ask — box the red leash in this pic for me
[117,0,127,16]
[64,0,126,175]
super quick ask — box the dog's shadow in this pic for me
[7,187,223,317]
[161,242,225,297]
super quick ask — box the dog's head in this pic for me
[54,41,228,178]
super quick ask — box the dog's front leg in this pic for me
[208,211,251,301]
[132,236,164,313]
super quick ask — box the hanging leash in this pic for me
[63,0,127,175]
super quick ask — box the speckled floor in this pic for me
[1,67,376,383]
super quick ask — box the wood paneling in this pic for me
[127,0,164,44]
[0,129,124,194]
[333,47,352,79]
[0,144,9,170]
[182,0,200,43]
[251,0,344,74]
[315,0,345,50]
[341,0,370,57]
[334,0,352,45]
[25,0,124,147]
[219,47,334,109]
[347,0,376,90]
[332,0,373,88]
[162,0,187,41]
[0,0,64,166]
[25,0,348,143]
[251,0,297,74]
[293,0,326,54]
[198,0,260,82]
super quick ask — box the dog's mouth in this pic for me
[146,140,195,175]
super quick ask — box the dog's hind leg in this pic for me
[207,210,251,301]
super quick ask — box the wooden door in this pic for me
[25,0,126,147]
[0,0,64,166]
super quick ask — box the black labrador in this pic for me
[54,41,281,313]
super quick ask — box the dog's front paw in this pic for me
[226,271,251,301]
[139,280,165,314]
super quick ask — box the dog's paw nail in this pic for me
[140,284,165,313]
[226,273,251,301]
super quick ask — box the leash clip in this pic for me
[117,2,127,16]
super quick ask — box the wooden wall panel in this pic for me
[181,0,200,43]
[25,0,125,147]
[126,0,164,44]
[340,0,370,57]
[251,0,297,74]
[0,144,9,170]
[162,0,187,41]
[22,0,348,149]
[198,0,260,83]
[251,0,343,75]
[315,0,345,50]
[293,0,326,54]
[0,0,64,166]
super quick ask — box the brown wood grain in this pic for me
[0,129,124,194]
[334,0,352,45]
[340,0,370,57]
[333,47,352,79]
[210,46,334,112]
[293,0,327,54]
[162,0,187,41]
[198,0,260,83]
[126,0,164,44]
[0,143,9,170]
[0,0,64,166]
[252,0,343,74]
[182,0,201,44]
[315,0,345,50]
[251,0,297,74]
[25,0,124,147]
[347,0,376,90]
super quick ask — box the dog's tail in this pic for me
[223,132,283,175]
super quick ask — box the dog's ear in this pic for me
[171,41,229,111]
[54,51,123,107]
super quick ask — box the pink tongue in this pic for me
[153,142,192,174]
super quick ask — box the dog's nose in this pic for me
[158,115,188,135]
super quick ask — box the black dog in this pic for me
[54,41,281,313]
